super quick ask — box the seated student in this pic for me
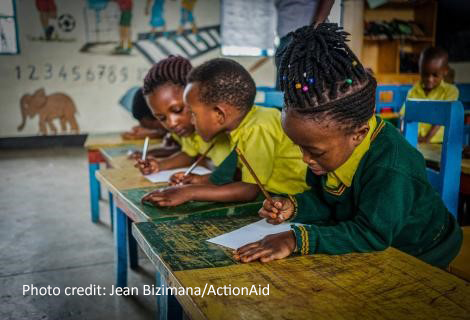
[400,47,459,144]
[234,24,462,268]
[135,55,231,178]
[142,58,309,206]
[122,87,167,141]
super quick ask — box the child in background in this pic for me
[400,47,459,143]
[142,58,309,207]
[235,24,462,268]
[122,88,167,140]
[135,56,231,180]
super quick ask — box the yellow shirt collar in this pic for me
[414,80,445,98]
[228,106,259,142]
[326,116,377,189]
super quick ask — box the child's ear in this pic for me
[214,105,226,125]
[352,124,370,146]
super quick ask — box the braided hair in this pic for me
[142,55,192,95]
[277,23,376,133]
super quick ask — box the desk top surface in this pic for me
[84,132,161,149]
[99,146,137,169]
[133,218,470,320]
[418,143,470,175]
[96,168,263,223]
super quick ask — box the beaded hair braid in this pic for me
[277,23,377,132]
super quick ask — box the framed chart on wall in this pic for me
[0,0,20,54]
[220,0,276,57]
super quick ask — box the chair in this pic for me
[256,86,284,109]
[403,100,464,217]
[375,84,411,114]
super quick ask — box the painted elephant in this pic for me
[18,88,79,135]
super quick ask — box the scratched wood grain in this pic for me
[172,249,470,320]
[132,216,260,270]
[133,218,470,320]
[84,132,161,149]
[95,168,158,195]
[418,143,470,175]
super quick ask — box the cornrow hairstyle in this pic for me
[131,88,154,120]
[278,23,377,133]
[186,58,256,111]
[142,55,192,95]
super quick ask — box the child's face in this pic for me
[282,109,368,175]
[145,83,194,137]
[183,82,224,142]
[139,117,163,130]
[419,57,448,93]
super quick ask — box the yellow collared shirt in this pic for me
[228,106,309,195]
[326,116,378,189]
[171,132,231,166]
[399,81,459,143]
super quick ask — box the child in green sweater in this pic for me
[234,23,462,268]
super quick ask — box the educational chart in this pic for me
[220,0,276,56]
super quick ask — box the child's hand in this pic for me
[141,186,193,207]
[258,197,294,224]
[233,231,296,263]
[135,157,160,175]
[168,172,204,186]
[128,151,142,160]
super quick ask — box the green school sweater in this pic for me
[290,118,462,268]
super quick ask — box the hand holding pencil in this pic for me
[234,147,295,224]
[134,137,160,175]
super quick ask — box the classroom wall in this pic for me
[0,0,277,138]
[0,0,343,138]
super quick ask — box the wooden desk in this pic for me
[95,168,263,288]
[84,132,161,224]
[133,218,470,320]
[99,146,138,169]
[418,143,470,175]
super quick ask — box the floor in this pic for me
[0,148,156,320]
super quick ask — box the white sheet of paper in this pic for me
[144,166,211,183]
[207,219,301,250]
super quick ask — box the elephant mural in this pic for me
[18,88,79,135]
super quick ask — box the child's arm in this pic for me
[141,182,260,206]
[168,173,211,186]
[235,168,415,263]
[135,151,195,175]
[419,125,441,143]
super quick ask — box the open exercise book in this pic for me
[207,219,302,250]
[144,167,212,183]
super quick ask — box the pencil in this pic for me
[141,136,150,161]
[235,147,274,205]
[183,142,215,177]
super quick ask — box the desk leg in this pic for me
[114,207,128,288]
[127,216,138,270]
[88,162,100,223]
[156,272,183,320]
[109,192,114,230]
